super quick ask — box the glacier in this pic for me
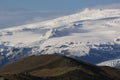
[0,8,120,68]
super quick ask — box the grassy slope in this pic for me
[0,54,120,80]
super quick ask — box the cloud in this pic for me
[94,3,120,9]
[0,11,69,29]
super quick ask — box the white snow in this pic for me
[97,59,120,68]
[0,9,120,68]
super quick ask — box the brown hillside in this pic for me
[0,54,120,80]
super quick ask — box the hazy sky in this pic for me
[0,0,120,29]
[0,0,120,11]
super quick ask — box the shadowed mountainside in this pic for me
[0,54,120,80]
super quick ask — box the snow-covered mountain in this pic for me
[0,8,120,68]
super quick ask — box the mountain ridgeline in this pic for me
[0,54,120,80]
[0,9,120,68]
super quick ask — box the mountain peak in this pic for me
[0,8,120,68]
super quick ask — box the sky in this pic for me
[0,0,120,29]
[0,0,120,11]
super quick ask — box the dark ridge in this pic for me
[0,54,120,80]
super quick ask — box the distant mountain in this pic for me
[0,9,120,68]
[0,54,120,80]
